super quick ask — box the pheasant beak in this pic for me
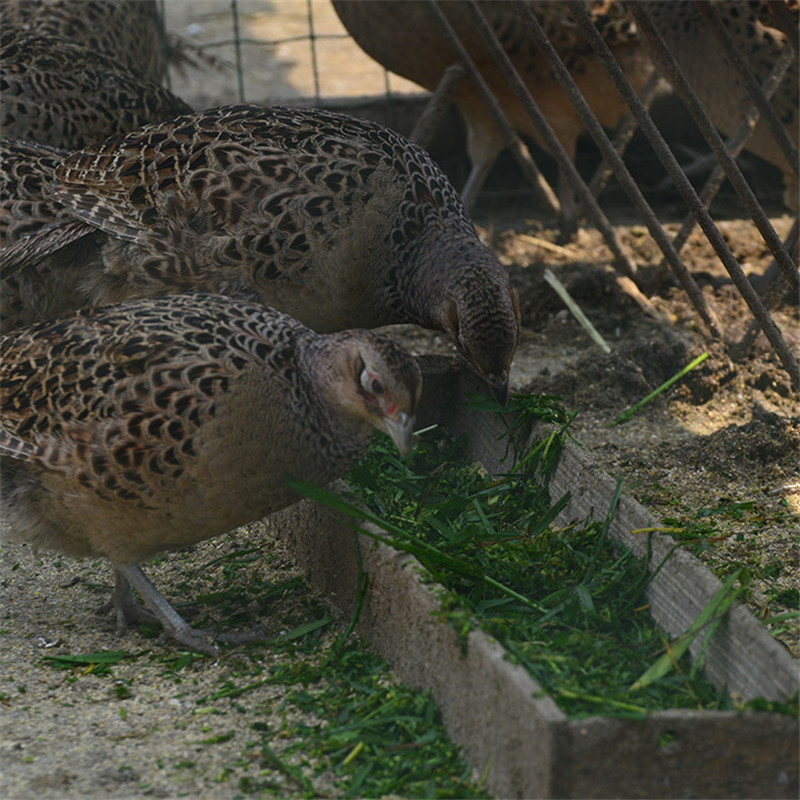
[489,373,509,408]
[379,410,415,457]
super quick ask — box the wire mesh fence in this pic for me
[161,0,418,107]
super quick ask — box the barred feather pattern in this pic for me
[0,0,168,83]
[0,28,191,150]
[1,104,519,395]
[0,292,421,564]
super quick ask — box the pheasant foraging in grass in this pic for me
[0,292,422,654]
[0,104,520,402]
[333,0,655,229]
[0,28,192,150]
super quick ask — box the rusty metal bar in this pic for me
[584,70,662,216]
[586,1,798,388]
[230,0,245,102]
[734,218,800,359]
[423,1,561,218]
[458,0,639,278]
[305,0,322,103]
[694,1,798,176]
[765,0,799,53]
[628,2,798,289]
[158,0,171,91]
[509,0,722,338]
[664,43,796,265]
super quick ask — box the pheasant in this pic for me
[0,0,168,84]
[643,0,799,213]
[0,292,422,654]
[0,28,192,150]
[332,0,655,223]
[0,104,520,402]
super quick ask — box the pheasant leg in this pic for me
[114,564,269,655]
[97,568,159,634]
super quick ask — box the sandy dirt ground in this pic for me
[1,2,798,798]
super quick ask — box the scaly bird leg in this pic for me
[112,563,268,655]
[97,568,159,635]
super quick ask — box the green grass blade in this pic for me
[611,352,708,426]
[630,567,744,691]
[42,651,135,668]
[260,741,315,793]
[690,570,751,680]
[543,268,611,353]
[276,617,332,641]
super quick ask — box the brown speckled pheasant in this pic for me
[644,0,799,212]
[0,104,520,402]
[0,28,192,150]
[0,292,422,653]
[332,0,655,218]
[0,0,168,83]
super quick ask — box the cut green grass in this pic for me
[611,351,709,426]
[651,491,800,641]
[630,567,749,691]
[32,392,796,798]
[42,650,138,677]
[292,393,797,719]
[263,642,488,799]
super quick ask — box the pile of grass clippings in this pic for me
[260,639,488,798]
[321,395,796,719]
[187,585,489,799]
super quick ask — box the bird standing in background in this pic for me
[0,292,422,653]
[644,0,799,213]
[0,104,520,402]
[332,0,655,228]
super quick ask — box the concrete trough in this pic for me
[271,356,799,799]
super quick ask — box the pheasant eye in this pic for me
[371,379,385,395]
